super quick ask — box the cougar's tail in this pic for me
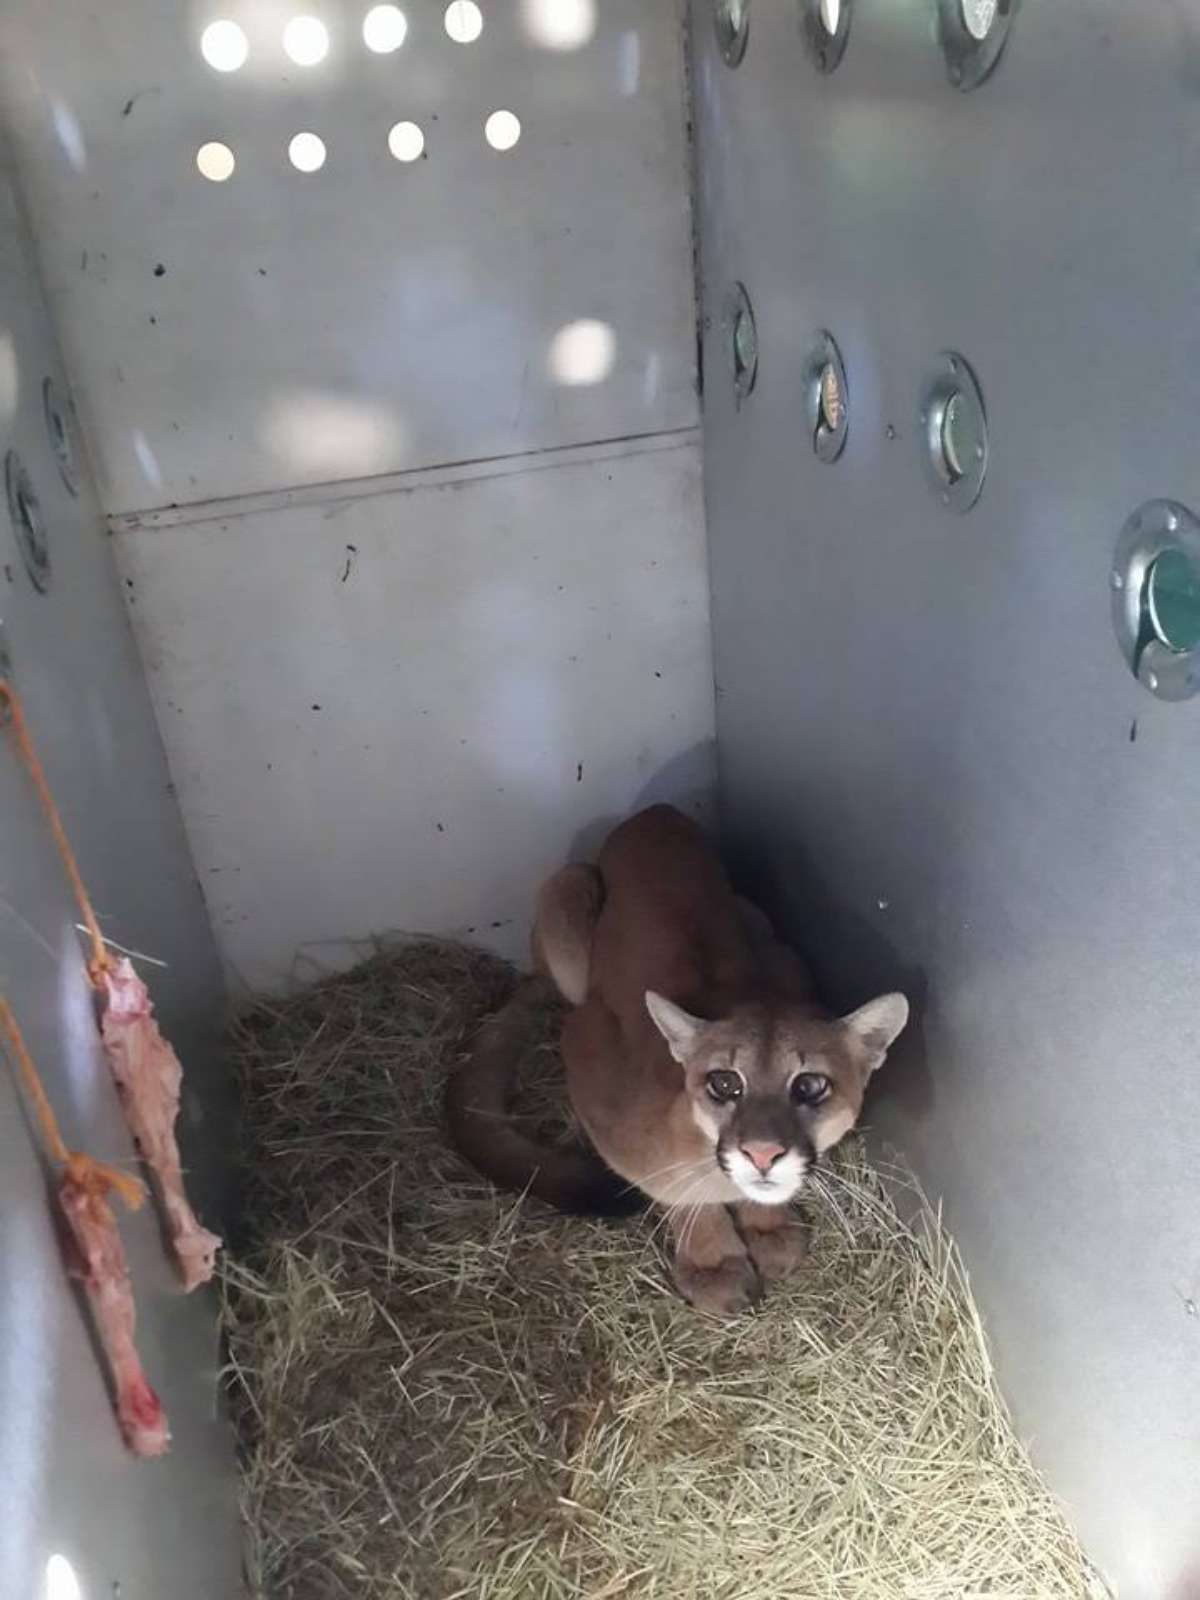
[445,975,642,1218]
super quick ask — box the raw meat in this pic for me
[99,958,222,1291]
[59,1155,170,1458]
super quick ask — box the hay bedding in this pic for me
[221,940,1108,1600]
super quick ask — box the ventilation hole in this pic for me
[200,19,249,71]
[819,0,840,31]
[485,110,521,151]
[288,131,327,172]
[959,0,997,40]
[45,1556,83,1600]
[548,320,616,386]
[363,4,407,51]
[445,1,483,43]
[1146,547,1200,655]
[388,120,425,161]
[284,15,330,64]
[521,0,595,50]
[819,362,842,432]
[196,141,236,181]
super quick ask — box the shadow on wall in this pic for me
[565,738,718,862]
[721,814,934,1124]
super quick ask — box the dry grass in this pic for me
[221,938,1109,1600]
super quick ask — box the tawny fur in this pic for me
[447,806,908,1313]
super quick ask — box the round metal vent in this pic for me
[1111,501,1200,702]
[803,332,849,462]
[43,377,79,497]
[919,352,988,513]
[724,282,758,406]
[800,0,852,74]
[936,0,1019,91]
[5,451,50,593]
[714,0,750,66]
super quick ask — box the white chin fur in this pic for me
[726,1147,807,1204]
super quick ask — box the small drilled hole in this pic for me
[819,362,842,432]
[1146,548,1200,654]
[196,141,236,181]
[284,15,330,65]
[288,131,327,172]
[200,19,249,71]
[819,0,841,33]
[485,110,521,151]
[388,120,424,161]
[363,4,407,51]
[445,1,483,43]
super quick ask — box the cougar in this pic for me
[446,805,908,1315]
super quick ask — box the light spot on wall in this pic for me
[484,110,521,152]
[131,428,164,489]
[548,319,615,386]
[0,333,18,427]
[45,1554,82,1600]
[262,389,405,477]
[363,4,407,52]
[50,101,87,172]
[200,19,249,72]
[196,141,236,182]
[288,131,327,172]
[388,120,425,161]
[444,1,483,43]
[618,29,640,95]
[520,0,595,50]
[283,15,330,65]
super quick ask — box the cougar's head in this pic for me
[645,990,909,1204]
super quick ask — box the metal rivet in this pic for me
[1166,511,1179,533]
[1147,671,1159,691]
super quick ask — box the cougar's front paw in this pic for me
[673,1251,762,1317]
[742,1218,809,1281]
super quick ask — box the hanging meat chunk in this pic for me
[59,1155,171,1458]
[99,958,222,1292]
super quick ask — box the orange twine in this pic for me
[0,997,143,1210]
[0,680,110,983]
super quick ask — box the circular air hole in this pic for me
[388,120,425,162]
[43,377,79,497]
[200,19,249,72]
[485,110,521,151]
[445,1,483,43]
[713,0,749,67]
[6,450,50,593]
[724,282,757,405]
[804,332,849,462]
[288,131,327,172]
[937,0,1016,90]
[802,0,852,71]
[920,353,987,512]
[284,15,330,65]
[1146,548,1200,656]
[363,4,407,52]
[521,0,595,50]
[548,319,616,386]
[960,0,998,40]
[196,141,236,182]
[45,1556,83,1600]
[1112,501,1200,701]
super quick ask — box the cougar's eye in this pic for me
[790,1072,831,1106]
[705,1069,743,1104]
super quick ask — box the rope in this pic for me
[0,996,144,1210]
[0,680,109,981]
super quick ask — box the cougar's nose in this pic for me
[742,1140,786,1174]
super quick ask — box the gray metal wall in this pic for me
[0,149,239,1599]
[691,3,1200,1595]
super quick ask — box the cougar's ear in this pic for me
[645,991,705,1064]
[841,993,909,1075]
